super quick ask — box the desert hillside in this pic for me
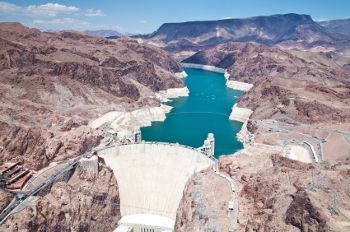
[175,150,350,232]
[0,22,184,170]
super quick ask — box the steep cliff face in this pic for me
[1,159,121,232]
[174,169,231,231]
[176,153,350,232]
[0,22,184,170]
[220,153,350,232]
[183,42,350,127]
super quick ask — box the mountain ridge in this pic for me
[136,13,349,60]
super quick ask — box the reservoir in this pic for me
[141,68,244,158]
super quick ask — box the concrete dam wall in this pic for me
[99,143,214,222]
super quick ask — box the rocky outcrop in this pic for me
[285,189,328,232]
[177,152,350,232]
[174,169,231,232]
[0,121,102,170]
[0,159,121,232]
[0,22,184,170]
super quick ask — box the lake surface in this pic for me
[141,68,244,158]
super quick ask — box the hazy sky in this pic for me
[0,0,349,33]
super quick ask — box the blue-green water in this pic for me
[141,68,244,158]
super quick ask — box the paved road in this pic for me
[254,119,327,161]
[213,162,239,232]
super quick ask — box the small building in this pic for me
[198,133,215,158]
[133,128,142,144]
[78,155,99,174]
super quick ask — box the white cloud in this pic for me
[221,17,232,20]
[26,3,79,17]
[85,8,104,17]
[0,1,79,17]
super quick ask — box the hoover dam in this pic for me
[99,143,214,231]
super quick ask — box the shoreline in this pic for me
[180,62,253,92]
[175,71,188,78]
[90,65,254,152]
[89,71,190,135]
[229,104,253,123]
[156,87,189,102]
[180,62,226,73]
[226,80,253,92]
[89,104,172,130]
[181,63,255,151]
[180,63,255,147]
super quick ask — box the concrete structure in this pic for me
[117,214,173,232]
[283,143,313,163]
[198,133,215,158]
[99,143,214,231]
[304,142,320,163]
[78,155,99,174]
[133,128,142,144]
[114,225,133,232]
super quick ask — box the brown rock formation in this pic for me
[0,159,120,232]
[0,22,184,170]
[176,152,350,232]
[175,169,231,231]
[0,190,13,213]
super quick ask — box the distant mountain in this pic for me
[84,29,122,38]
[319,18,350,39]
[139,13,341,54]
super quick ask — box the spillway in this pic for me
[99,143,214,231]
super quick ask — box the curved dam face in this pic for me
[99,143,214,230]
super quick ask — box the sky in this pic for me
[0,0,349,34]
